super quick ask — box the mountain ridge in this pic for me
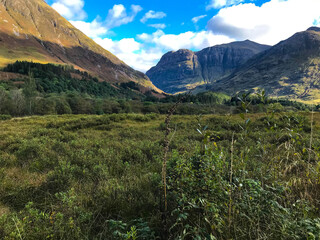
[207,27,320,103]
[146,40,270,94]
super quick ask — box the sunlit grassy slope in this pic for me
[0,0,159,91]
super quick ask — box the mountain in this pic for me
[208,27,320,103]
[0,0,160,92]
[146,40,270,94]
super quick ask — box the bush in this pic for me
[0,115,11,120]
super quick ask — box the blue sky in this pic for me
[46,0,320,72]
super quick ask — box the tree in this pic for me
[0,87,8,114]
[10,89,25,116]
[23,71,37,115]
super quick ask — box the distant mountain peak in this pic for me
[146,40,270,94]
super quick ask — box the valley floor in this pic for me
[1,113,320,239]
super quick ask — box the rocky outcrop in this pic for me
[146,40,270,93]
[146,49,201,93]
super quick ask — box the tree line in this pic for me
[0,61,315,117]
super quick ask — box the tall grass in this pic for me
[0,111,320,239]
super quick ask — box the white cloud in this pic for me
[68,4,142,38]
[131,5,144,14]
[138,30,165,42]
[148,24,166,29]
[70,19,107,38]
[106,4,143,28]
[52,0,87,20]
[206,0,245,9]
[192,15,207,24]
[95,38,141,54]
[110,4,126,18]
[207,0,320,45]
[53,1,142,27]
[138,30,234,51]
[94,37,163,72]
[141,10,166,23]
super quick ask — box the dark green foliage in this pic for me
[0,114,11,120]
[227,91,312,111]
[3,61,137,98]
[120,81,140,91]
[167,148,320,239]
[22,72,37,115]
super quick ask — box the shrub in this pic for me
[0,115,11,120]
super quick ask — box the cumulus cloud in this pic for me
[192,15,207,24]
[138,30,165,42]
[106,4,143,28]
[148,24,166,29]
[70,19,107,38]
[206,0,245,10]
[52,0,87,20]
[141,10,167,23]
[94,37,163,72]
[138,30,234,51]
[95,38,141,54]
[207,0,320,45]
[68,4,142,38]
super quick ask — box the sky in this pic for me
[45,0,320,72]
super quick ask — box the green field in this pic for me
[1,112,320,239]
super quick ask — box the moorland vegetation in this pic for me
[0,93,320,239]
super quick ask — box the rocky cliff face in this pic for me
[146,49,201,94]
[146,40,270,93]
[209,27,320,103]
[0,0,160,92]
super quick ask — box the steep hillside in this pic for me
[0,0,160,92]
[146,40,270,94]
[209,27,320,103]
